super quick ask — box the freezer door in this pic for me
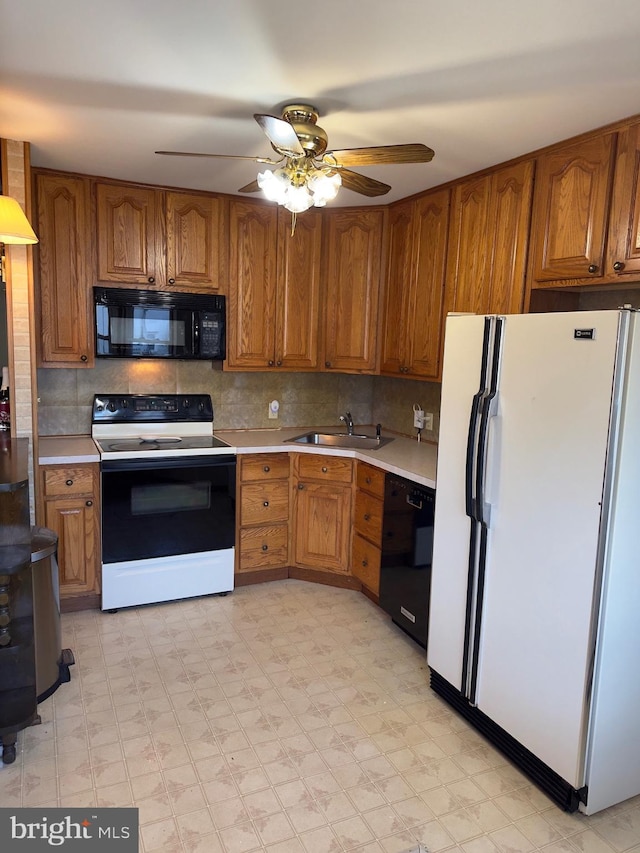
[473,310,621,787]
[428,314,494,687]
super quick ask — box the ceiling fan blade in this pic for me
[339,169,391,198]
[324,143,435,167]
[238,179,261,194]
[155,150,279,164]
[254,114,305,157]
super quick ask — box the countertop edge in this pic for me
[38,430,437,488]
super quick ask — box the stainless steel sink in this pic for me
[285,431,393,451]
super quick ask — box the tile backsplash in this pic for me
[37,363,441,442]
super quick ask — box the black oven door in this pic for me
[101,455,236,564]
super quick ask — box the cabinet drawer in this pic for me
[43,466,95,497]
[296,454,353,483]
[357,462,385,498]
[352,533,381,594]
[240,481,289,526]
[354,491,383,544]
[239,525,289,570]
[240,454,290,482]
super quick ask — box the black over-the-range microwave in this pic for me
[94,287,226,360]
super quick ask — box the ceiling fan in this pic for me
[156,103,434,213]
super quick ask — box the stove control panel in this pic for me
[92,394,213,423]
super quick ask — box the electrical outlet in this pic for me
[413,408,425,429]
[424,412,433,431]
[268,400,279,420]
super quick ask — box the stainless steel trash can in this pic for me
[31,526,74,701]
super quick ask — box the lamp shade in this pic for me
[0,196,38,244]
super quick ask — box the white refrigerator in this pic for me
[427,309,640,814]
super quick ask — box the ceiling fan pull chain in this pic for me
[290,211,297,237]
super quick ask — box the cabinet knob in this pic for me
[362,559,368,567]
[263,465,270,473]
[148,276,155,283]
[321,466,328,473]
[65,479,74,486]
[80,354,88,362]
[268,360,274,367]
[325,361,332,368]
[364,513,370,521]
[168,277,175,284]
[261,544,268,552]
[613,261,625,271]
[365,477,372,484]
[85,500,93,507]
[276,360,282,367]
[587,264,598,274]
[298,483,305,490]
[263,500,269,507]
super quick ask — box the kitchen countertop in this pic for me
[38,428,438,488]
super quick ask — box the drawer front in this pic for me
[241,453,290,482]
[240,481,289,526]
[43,466,94,497]
[296,454,353,483]
[239,525,289,570]
[357,462,385,498]
[352,533,381,594]
[354,491,383,544]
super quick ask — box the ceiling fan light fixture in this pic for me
[307,169,342,207]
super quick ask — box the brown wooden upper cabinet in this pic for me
[34,171,94,367]
[322,207,385,374]
[529,122,640,288]
[95,182,225,291]
[226,201,322,370]
[446,159,534,316]
[381,188,450,380]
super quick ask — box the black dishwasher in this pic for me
[379,473,435,648]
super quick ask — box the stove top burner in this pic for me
[97,435,230,455]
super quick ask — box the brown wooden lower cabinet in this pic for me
[236,453,290,581]
[291,454,354,576]
[351,461,385,596]
[39,463,100,600]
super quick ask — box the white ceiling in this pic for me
[2,0,640,206]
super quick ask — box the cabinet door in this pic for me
[486,161,534,314]
[408,188,450,376]
[96,183,164,285]
[293,481,352,574]
[276,209,322,369]
[323,208,384,373]
[607,122,640,278]
[530,133,616,284]
[227,200,278,368]
[380,200,413,374]
[446,175,491,314]
[166,191,225,290]
[35,173,93,367]
[44,498,99,596]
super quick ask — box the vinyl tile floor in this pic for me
[2,579,640,853]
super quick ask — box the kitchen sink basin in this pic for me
[285,431,393,451]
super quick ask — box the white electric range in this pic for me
[92,394,237,611]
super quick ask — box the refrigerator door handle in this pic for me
[465,317,494,521]
[475,317,503,528]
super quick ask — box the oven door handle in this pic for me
[101,454,236,472]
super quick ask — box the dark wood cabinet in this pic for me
[446,160,534,315]
[322,208,385,373]
[381,189,450,379]
[34,172,93,367]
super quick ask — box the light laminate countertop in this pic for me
[39,428,438,489]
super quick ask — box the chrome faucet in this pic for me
[339,411,354,435]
